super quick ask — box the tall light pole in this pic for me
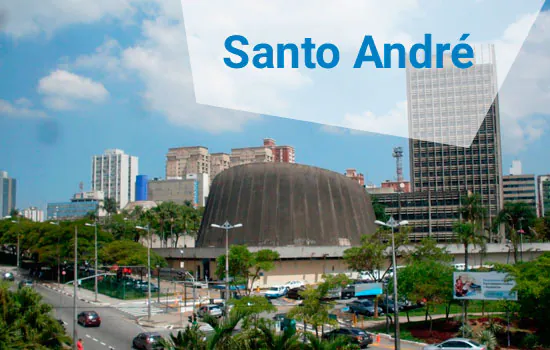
[211,221,243,318]
[49,221,61,287]
[136,224,152,320]
[72,225,78,350]
[85,221,99,302]
[375,217,408,350]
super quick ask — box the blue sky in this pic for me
[0,0,549,211]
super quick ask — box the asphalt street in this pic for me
[2,267,173,350]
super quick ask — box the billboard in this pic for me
[453,272,517,301]
[355,283,383,297]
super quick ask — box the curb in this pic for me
[42,284,111,306]
[377,333,427,346]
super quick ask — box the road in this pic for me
[2,266,172,350]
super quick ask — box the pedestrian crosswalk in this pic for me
[112,302,165,318]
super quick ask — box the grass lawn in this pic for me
[402,300,506,317]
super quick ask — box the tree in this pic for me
[453,222,486,271]
[494,202,538,263]
[256,321,302,350]
[371,196,389,222]
[102,197,118,217]
[215,245,280,296]
[303,333,360,350]
[100,240,167,269]
[343,226,409,317]
[495,252,550,346]
[8,208,20,218]
[287,274,349,339]
[0,283,71,349]
[160,324,207,350]
[393,260,454,333]
[534,214,550,241]
[405,237,452,264]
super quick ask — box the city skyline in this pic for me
[1,1,549,211]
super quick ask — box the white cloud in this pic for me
[120,16,258,133]
[38,70,109,110]
[319,125,347,134]
[0,0,139,38]
[342,101,409,138]
[0,98,47,118]
[73,38,125,78]
[498,11,550,154]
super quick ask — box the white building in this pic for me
[91,149,139,210]
[21,207,44,222]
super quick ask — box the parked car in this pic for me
[2,272,14,281]
[135,281,159,293]
[379,297,405,313]
[286,287,306,300]
[341,284,355,299]
[18,280,33,289]
[57,319,66,331]
[423,338,486,350]
[322,327,373,348]
[265,285,288,299]
[321,287,342,300]
[347,300,384,317]
[197,304,223,318]
[132,332,165,349]
[77,311,101,327]
[283,280,305,290]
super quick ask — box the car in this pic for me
[347,300,384,317]
[265,285,288,299]
[196,304,223,318]
[423,338,487,350]
[283,280,305,290]
[286,286,306,300]
[2,272,14,281]
[57,319,66,331]
[341,284,355,299]
[322,327,373,348]
[132,332,165,350]
[379,297,405,313]
[77,311,101,327]
[18,280,33,289]
[135,281,159,293]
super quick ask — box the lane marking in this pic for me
[85,334,91,339]
[101,342,106,346]
[93,338,98,342]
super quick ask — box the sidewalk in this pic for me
[41,282,116,306]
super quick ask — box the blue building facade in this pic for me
[135,175,148,201]
[47,201,99,220]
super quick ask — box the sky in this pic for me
[0,0,549,211]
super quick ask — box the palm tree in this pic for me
[201,309,248,350]
[453,222,486,271]
[161,323,207,349]
[256,322,302,350]
[494,202,537,263]
[9,208,20,218]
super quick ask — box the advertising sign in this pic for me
[354,283,383,297]
[453,272,517,301]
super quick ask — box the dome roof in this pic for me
[196,163,376,248]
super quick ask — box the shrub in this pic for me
[521,333,540,349]
[477,330,497,350]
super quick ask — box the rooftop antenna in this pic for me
[392,147,404,182]
[79,181,84,192]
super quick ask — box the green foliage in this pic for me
[215,245,280,295]
[477,330,497,350]
[494,202,538,263]
[100,240,167,267]
[534,215,550,241]
[161,324,207,350]
[521,333,541,349]
[495,252,550,345]
[0,284,71,349]
[406,237,452,264]
[344,225,409,281]
[304,333,359,350]
[102,197,118,216]
[371,196,389,222]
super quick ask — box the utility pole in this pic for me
[211,221,243,319]
[73,225,78,350]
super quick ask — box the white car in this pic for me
[284,280,305,290]
[423,338,486,350]
[265,285,288,299]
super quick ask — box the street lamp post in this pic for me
[136,224,152,321]
[85,221,99,302]
[375,217,408,350]
[211,221,243,318]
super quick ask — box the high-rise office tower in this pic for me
[91,149,138,209]
[0,171,16,218]
[407,45,503,239]
[538,175,550,217]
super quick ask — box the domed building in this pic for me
[158,163,378,287]
[197,162,376,248]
